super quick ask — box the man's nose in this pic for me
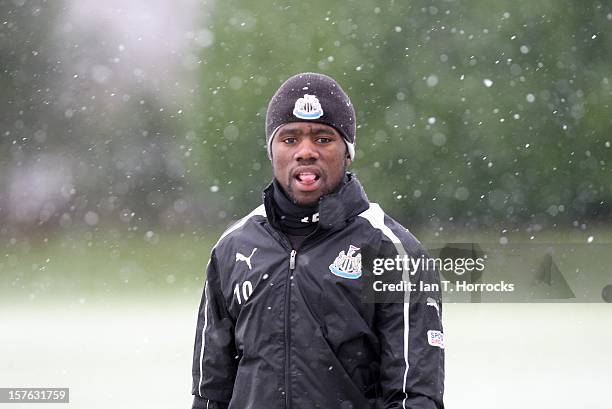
[294,139,319,161]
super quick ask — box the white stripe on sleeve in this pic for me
[215,204,267,248]
[358,203,410,409]
[198,281,209,397]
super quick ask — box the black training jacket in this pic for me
[191,175,444,409]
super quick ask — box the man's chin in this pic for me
[290,193,321,207]
[287,186,323,206]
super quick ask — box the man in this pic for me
[191,73,444,409]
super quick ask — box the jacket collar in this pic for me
[263,172,370,232]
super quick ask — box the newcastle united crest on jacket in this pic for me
[329,244,362,279]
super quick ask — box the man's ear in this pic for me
[345,155,352,167]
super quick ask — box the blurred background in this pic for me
[1,0,611,408]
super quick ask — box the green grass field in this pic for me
[0,231,220,303]
[2,227,610,302]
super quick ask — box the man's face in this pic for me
[271,122,351,206]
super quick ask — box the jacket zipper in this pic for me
[284,249,297,409]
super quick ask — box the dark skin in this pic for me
[271,122,351,206]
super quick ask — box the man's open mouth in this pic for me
[292,168,322,192]
[295,171,320,185]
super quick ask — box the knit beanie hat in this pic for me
[265,72,356,160]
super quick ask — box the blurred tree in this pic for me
[190,0,612,229]
[1,0,191,233]
[1,0,66,230]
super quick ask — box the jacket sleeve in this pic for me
[191,250,237,409]
[374,240,445,409]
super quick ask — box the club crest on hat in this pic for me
[293,94,324,119]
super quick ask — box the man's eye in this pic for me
[317,137,332,143]
[283,137,296,144]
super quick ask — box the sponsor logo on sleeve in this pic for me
[427,330,445,349]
